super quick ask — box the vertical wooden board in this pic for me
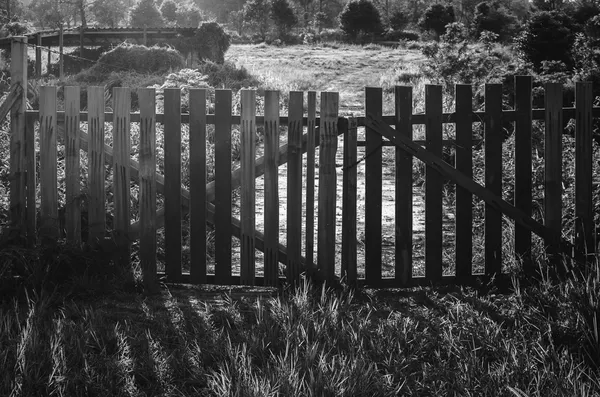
[341,117,358,283]
[365,87,383,284]
[138,88,158,293]
[65,86,81,244]
[575,82,594,261]
[317,91,339,282]
[544,83,563,258]
[514,76,533,272]
[87,86,106,246]
[454,84,473,279]
[189,89,207,283]
[425,85,443,282]
[59,26,64,80]
[39,86,58,241]
[164,88,183,282]
[395,86,413,285]
[240,89,257,285]
[25,117,36,245]
[36,34,42,78]
[287,91,303,282]
[263,90,280,286]
[112,87,131,267]
[305,91,317,273]
[215,89,232,284]
[484,84,503,276]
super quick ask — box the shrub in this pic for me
[389,9,408,31]
[88,43,185,76]
[195,61,260,91]
[418,3,455,39]
[175,3,203,28]
[194,22,230,64]
[472,1,517,42]
[160,0,178,24]
[129,0,164,28]
[339,0,384,42]
[271,0,298,39]
[243,0,271,42]
[0,20,33,38]
[382,29,420,42]
[318,28,344,42]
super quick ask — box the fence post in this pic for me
[36,33,42,78]
[59,25,64,81]
[9,36,27,240]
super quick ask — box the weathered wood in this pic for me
[263,90,280,286]
[575,82,595,262]
[240,89,256,285]
[425,84,443,281]
[164,88,182,282]
[365,87,383,284]
[317,92,339,281]
[39,86,58,241]
[455,84,472,279]
[36,33,42,78]
[87,86,106,246]
[138,88,158,293]
[0,83,23,123]
[189,89,207,284]
[215,89,232,284]
[341,117,358,283]
[514,76,533,272]
[59,25,64,80]
[287,91,303,282]
[64,86,81,244]
[25,116,36,245]
[305,91,317,273]
[395,86,413,285]
[484,84,503,276]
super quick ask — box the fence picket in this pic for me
[138,88,157,292]
[39,86,58,241]
[10,37,26,235]
[425,85,443,281]
[287,91,303,282]
[189,89,207,283]
[87,86,106,246]
[365,87,383,284]
[395,86,413,285]
[25,115,35,245]
[305,91,317,274]
[264,91,280,286]
[342,117,358,284]
[455,84,472,279]
[240,89,256,285]
[485,84,503,276]
[215,89,232,284]
[65,86,81,244]
[164,88,183,282]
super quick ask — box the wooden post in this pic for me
[65,86,81,244]
[341,116,358,284]
[59,25,64,80]
[287,91,303,282]
[47,46,51,76]
[87,86,106,246]
[39,86,58,242]
[36,33,42,78]
[305,91,317,274]
[9,36,27,239]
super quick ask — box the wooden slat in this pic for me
[263,90,280,286]
[305,91,317,273]
[65,86,81,244]
[514,76,533,272]
[87,86,106,245]
[365,87,383,284]
[0,83,23,123]
[484,84,503,276]
[138,88,158,293]
[164,88,182,282]
[317,92,339,281]
[575,82,595,262]
[25,117,36,245]
[425,84,443,282]
[287,91,303,282]
[455,84,472,279]
[36,33,42,78]
[39,86,58,241]
[395,86,413,285]
[240,89,256,285]
[342,117,358,283]
[215,89,232,284]
[189,89,207,284]
[544,83,563,262]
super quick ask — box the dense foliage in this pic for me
[339,0,383,41]
[418,3,456,38]
[271,0,298,39]
[129,0,164,28]
[194,22,231,64]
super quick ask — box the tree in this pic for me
[29,0,77,28]
[389,9,408,30]
[339,0,383,41]
[194,21,230,63]
[271,0,297,38]
[130,0,164,27]
[160,0,177,23]
[243,0,270,41]
[418,3,455,38]
[472,1,517,42]
[175,4,203,27]
[90,0,128,27]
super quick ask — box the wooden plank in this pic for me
[305,91,317,273]
[365,87,383,284]
[25,116,36,245]
[263,90,280,286]
[138,88,158,293]
[287,91,303,282]
[575,82,595,262]
[425,84,443,282]
[64,86,81,244]
[59,25,63,80]
[455,84,472,279]
[87,86,106,246]
[341,117,358,283]
[484,84,503,276]
[0,83,23,123]
[215,89,232,284]
[395,86,413,285]
[514,76,533,272]
[112,87,131,267]
[189,89,207,284]
[544,83,563,263]
[164,88,182,282]
[36,33,42,78]
[39,86,58,241]
[317,91,339,281]
[240,89,256,285]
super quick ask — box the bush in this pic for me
[382,29,420,42]
[339,0,384,42]
[318,28,345,42]
[195,61,260,91]
[472,1,517,42]
[194,22,230,64]
[389,9,408,31]
[0,21,33,38]
[129,0,164,28]
[418,3,455,39]
[271,0,298,39]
